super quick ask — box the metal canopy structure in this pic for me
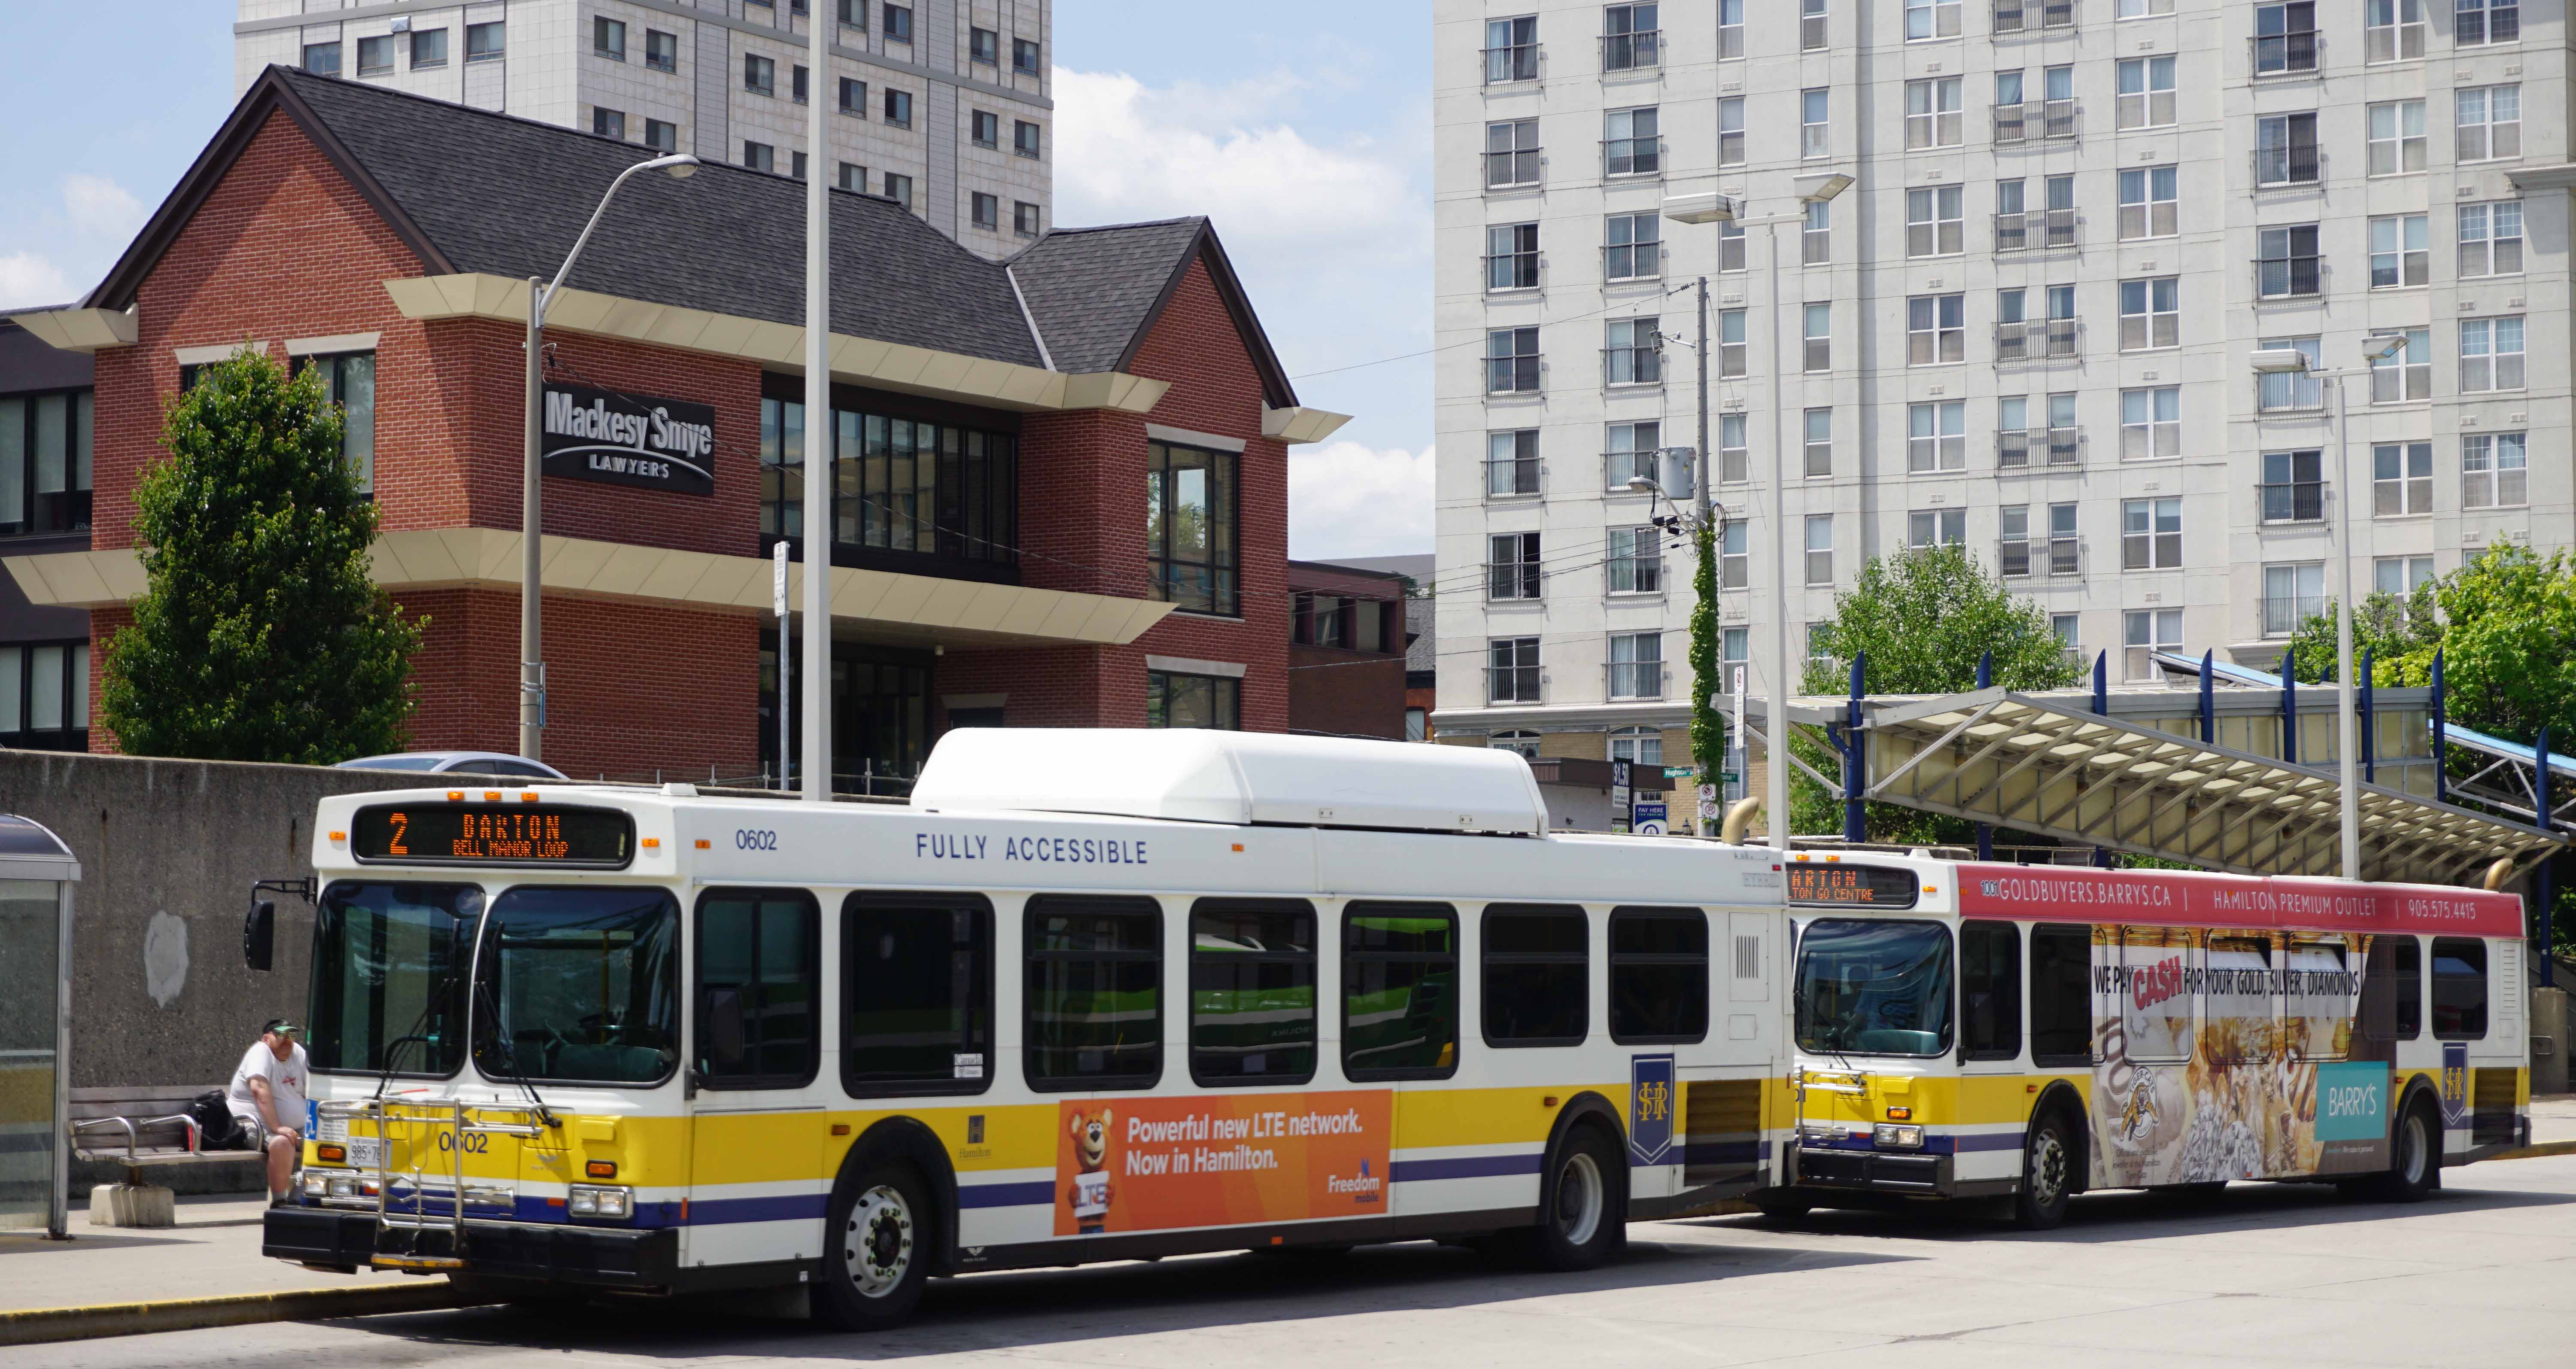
[1747,686,2563,885]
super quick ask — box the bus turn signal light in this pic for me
[1886,1107,1911,1121]
[586,1161,617,1179]
[316,1143,346,1162]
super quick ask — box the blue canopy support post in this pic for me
[1843,654,1867,844]
[2198,649,2215,745]
[1976,650,1994,861]
[2540,855,2558,989]
[2281,646,2298,764]
[2360,648,2376,782]
[2536,725,2551,834]
[2432,648,2448,804]
[2092,651,2112,868]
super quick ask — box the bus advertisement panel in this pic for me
[1054,1090,1393,1236]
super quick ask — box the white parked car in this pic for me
[336,751,569,780]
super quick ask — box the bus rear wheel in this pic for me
[2359,1100,2440,1203]
[1530,1124,1625,1272]
[816,1162,932,1332]
[2012,1112,2075,1231]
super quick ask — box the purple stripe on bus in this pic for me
[958,1180,1057,1209]
[1388,1153,1542,1183]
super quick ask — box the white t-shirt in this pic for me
[227,1041,309,1134]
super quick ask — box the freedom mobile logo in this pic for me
[1325,1158,1382,1203]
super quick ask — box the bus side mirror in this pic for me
[705,989,745,1068]
[244,900,276,973]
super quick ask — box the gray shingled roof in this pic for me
[1008,219,1208,375]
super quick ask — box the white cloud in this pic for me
[61,173,145,241]
[0,252,75,310]
[1289,440,1432,560]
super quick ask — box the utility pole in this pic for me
[799,1,834,801]
[1688,275,1719,836]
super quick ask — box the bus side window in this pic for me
[1960,922,2020,1062]
[1482,904,1588,1048]
[1190,898,1318,1086]
[695,887,821,1089]
[1608,907,1708,1045]
[1344,902,1459,1080]
[2392,935,2422,1040]
[842,891,993,1096]
[2430,937,2487,1041]
[1025,895,1162,1090]
[2027,923,2091,1068]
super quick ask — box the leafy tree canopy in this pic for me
[2284,545,2576,750]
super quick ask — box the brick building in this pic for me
[1283,558,1410,740]
[3,67,1345,788]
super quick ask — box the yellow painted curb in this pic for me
[0,1280,485,1347]
[2491,1139,2576,1162]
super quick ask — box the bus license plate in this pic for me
[343,1137,383,1168]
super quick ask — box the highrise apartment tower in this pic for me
[1432,0,2570,777]
[235,0,1052,256]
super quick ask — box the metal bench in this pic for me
[67,1086,264,1194]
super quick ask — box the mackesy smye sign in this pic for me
[540,383,717,496]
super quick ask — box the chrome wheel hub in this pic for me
[1555,1152,1604,1247]
[2029,1131,2067,1207]
[844,1185,914,1299]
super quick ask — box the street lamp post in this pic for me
[1664,174,1850,852]
[2251,335,2411,882]
[520,152,700,761]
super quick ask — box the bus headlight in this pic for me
[568,1185,632,1220]
[1873,1124,1924,1150]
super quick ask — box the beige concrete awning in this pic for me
[5,528,1172,650]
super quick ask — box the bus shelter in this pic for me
[0,815,78,1239]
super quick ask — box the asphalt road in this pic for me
[25,1153,2576,1369]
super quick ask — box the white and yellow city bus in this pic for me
[259,730,1792,1327]
[1765,853,2532,1228]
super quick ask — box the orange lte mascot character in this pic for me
[1066,1107,1114,1234]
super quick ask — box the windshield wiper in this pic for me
[472,973,559,1130]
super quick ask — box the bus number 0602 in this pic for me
[437,1131,491,1154]
[735,830,778,851]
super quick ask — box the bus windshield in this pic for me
[471,886,681,1085]
[1794,919,1954,1057]
[308,882,479,1076]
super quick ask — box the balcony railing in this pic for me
[2259,480,2326,523]
[1600,29,1661,71]
[1993,99,2078,144]
[1601,137,1664,177]
[1997,426,2081,467]
[1995,319,2078,362]
[1993,208,2078,252]
[1486,666,1542,703]
[2263,594,2324,637]
[1993,0,2075,32]
[1483,43,1540,84]
[1601,345,1663,387]
[2251,31,2320,74]
[1606,661,1666,700]
[2254,255,2323,299]
[2003,536,2085,578]
[2254,144,2323,187]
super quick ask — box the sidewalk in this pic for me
[2530,1095,2576,1147]
[0,1193,427,1313]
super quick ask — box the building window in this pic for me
[1801,88,1829,159]
[1491,730,1541,759]
[883,173,912,208]
[882,3,913,42]
[1604,212,1660,281]
[1609,725,1662,767]
[744,54,776,96]
[2121,498,2182,569]
[1999,505,2032,576]
[1905,185,1962,257]
[792,65,811,104]
[2462,432,2527,508]
[1906,77,1962,149]
[884,89,913,128]
[1406,708,1428,742]
[410,27,448,68]
[972,110,999,148]
[1998,395,2033,466]
[1486,119,1541,188]
[1721,520,1749,589]
[2118,277,2178,350]
[1908,508,1965,550]
[644,29,676,72]
[1605,2,1662,69]
[2458,202,2523,277]
[2046,503,2080,575]
[1147,441,1236,616]
[0,642,89,752]
[0,390,94,534]
[303,41,341,76]
[2115,56,2175,129]
[1802,303,1831,372]
[592,107,628,140]
[2459,316,2524,392]
[294,353,375,492]
[2263,563,2325,636]
[2457,86,2520,161]
[1906,401,1965,473]
[2253,2,2317,73]
[1014,201,1041,237]
[2124,609,2182,679]
[2257,225,2321,298]
[593,17,626,60]
[971,193,999,230]
[1804,514,1833,585]
[1607,632,1663,699]
[837,162,869,192]
[1488,639,1541,704]
[1717,310,1747,377]
[2458,0,2518,43]
[1014,38,1043,74]
[1605,421,1658,490]
[1015,121,1042,158]
[1607,106,1662,175]
[2256,336,2322,411]
[1716,220,1746,272]
[2260,111,2324,183]
[1488,532,1543,600]
[1803,0,1829,48]
[1146,672,1239,730]
[356,34,396,75]
[1485,222,1539,290]
[1906,0,1961,38]
[1489,429,1540,496]
[1718,414,1747,484]
[2370,328,2430,402]
[2120,387,2180,460]
[1607,528,1663,595]
[2373,441,2433,516]
[969,26,998,64]
[742,140,776,172]
[2260,449,2325,523]
[791,151,808,181]
[2369,214,2428,287]
[645,119,678,153]
[1604,317,1661,386]
[1716,0,1744,56]
[1485,15,1540,83]
[2365,0,2426,61]
[1802,200,1831,264]
[2376,556,2436,596]
[2364,102,2423,175]
[2051,613,2080,661]
[1487,327,1541,393]
[1907,293,1964,365]
[838,78,869,116]
[1804,407,1832,478]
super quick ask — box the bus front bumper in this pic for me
[264,1207,679,1289]
[1790,1145,1957,1196]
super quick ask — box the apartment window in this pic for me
[742,140,775,173]
[1999,505,2032,576]
[356,35,395,75]
[1804,514,1834,585]
[2373,442,2433,516]
[2120,387,2180,460]
[884,89,913,128]
[969,26,998,65]
[2047,502,2080,574]
[744,53,776,96]
[1906,0,1961,39]
[1605,2,1662,69]
[1908,295,1964,365]
[1713,100,1741,167]
[2257,225,2321,298]
[2458,86,2521,161]
[883,3,913,42]
[971,193,999,230]
[2254,2,2317,73]
[2051,613,2080,660]
[1909,508,1967,550]
[1994,70,2028,142]
[1802,0,1829,49]
[1489,532,1543,601]
[2263,563,2325,635]
[1605,421,1658,489]
[1998,395,2033,466]
[1489,429,1540,497]
[2118,277,2178,350]
[303,42,341,76]
[0,390,94,534]
[2365,102,2423,175]
[972,110,999,147]
[646,119,677,153]
[1607,632,1664,698]
[794,65,814,105]
[2462,432,2528,508]
[0,641,88,751]
[2460,316,2525,392]
[1147,441,1237,615]
[2369,328,2430,402]
[1607,528,1664,595]
[792,150,809,181]
[1716,221,1746,273]
[839,78,867,115]
[1718,414,1748,484]
[1802,304,1831,372]
[1721,520,1749,589]
[2364,0,2425,61]
[1607,106,1661,176]
[1801,89,1829,160]
[1609,727,1664,769]
[1488,638,1542,703]
[1484,223,1540,292]
[1807,625,1835,672]
[1015,38,1042,75]
[1015,201,1041,237]
[1601,213,1661,283]
[2117,166,2177,239]
[1804,407,1833,478]
[837,0,868,27]
[589,107,625,140]
[1906,78,1962,149]
[2040,64,2076,137]
[1906,185,1962,258]
[2457,0,2518,43]
[2376,556,2436,595]
[1491,730,1542,759]
[1717,0,1744,57]
[837,161,868,192]
[2115,57,2174,129]
[2124,609,2183,679]
[2042,392,2078,465]
[1908,402,1966,473]
[1801,201,1831,265]
[882,173,912,208]
[1146,672,1239,730]
[2368,214,2428,287]
[2261,449,2325,523]
[593,16,625,59]
[1718,310,1747,377]
[1489,327,1543,392]
[1485,16,1540,83]
[645,28,677,72]
[2458,202,2524,277]
[2260,112,2323,184]
[410,27,448,68]
[2121,498,2182,569]
[1486,119,1541,188]
[1015,121,1042,158]
[1605,317,1661,386]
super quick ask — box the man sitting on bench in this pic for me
[226,1019,308,1206]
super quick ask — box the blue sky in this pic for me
[0,1,1433,557]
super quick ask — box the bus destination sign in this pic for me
[1786,863,1921,909]
[351,804,635,868]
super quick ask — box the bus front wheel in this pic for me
[2012,1113,2075,1231]
[816,1162,933,1331]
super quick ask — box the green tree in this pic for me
[2279,583,2442,685]
[100,348,423,762]
[1688,520,1721,806]
[2284,545,2576,748]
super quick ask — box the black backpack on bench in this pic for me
[188,1091,244,1150]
